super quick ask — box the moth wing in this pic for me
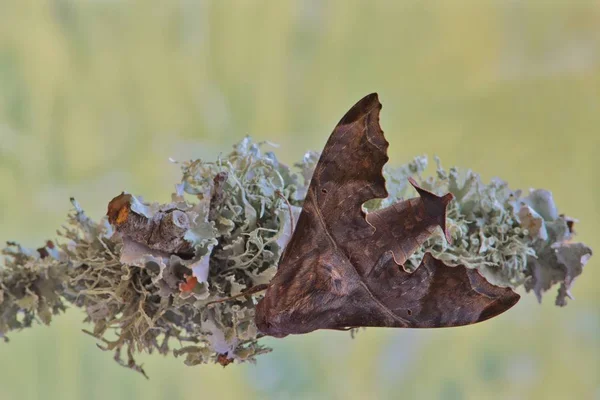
[364,253,520,328]
[255,94,520,337]
[307,93,389,245]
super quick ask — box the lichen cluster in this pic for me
[374,157,591,306]
[0,241,67,341]
[0,138,592,375]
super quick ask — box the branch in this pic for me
[0,138,592,375]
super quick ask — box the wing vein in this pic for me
[310,188,409,326]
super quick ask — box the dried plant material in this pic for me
[107,193,195,255]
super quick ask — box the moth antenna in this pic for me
[276,190,295,235]
[408,177,454,244]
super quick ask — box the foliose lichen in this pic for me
[382,157,592,306]
[0,137,592,374]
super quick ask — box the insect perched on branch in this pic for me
[255,93,520,338]
[2,92,589,372]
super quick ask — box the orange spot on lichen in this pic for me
[107,193,133,225]
[216,353,233,367]
[179,275,198,293]
[116,206,129,225]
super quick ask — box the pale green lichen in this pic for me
[378,156,592,306]
[0,242,67,341]
[0,137,592,374]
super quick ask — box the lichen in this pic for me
[0,241,68,341]
[377,156,592,307]
[0,137,592,374]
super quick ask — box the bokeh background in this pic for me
[1,1,599,399]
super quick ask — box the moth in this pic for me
[255,93,519,338]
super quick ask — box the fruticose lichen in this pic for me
[0,241,68,341]
[0,138,592,374]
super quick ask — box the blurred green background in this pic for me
[0,1,599,399]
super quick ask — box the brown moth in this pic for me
[255,93,520,338]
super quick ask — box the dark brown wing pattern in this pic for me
[255,93,519,338]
